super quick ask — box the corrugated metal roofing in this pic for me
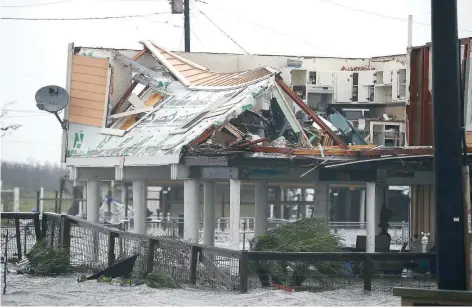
[143,41,273,89]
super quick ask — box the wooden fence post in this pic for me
[239,251,249,293]
[364,254,373,291]
[54,191,59,213]
[146,239,155,276]
[61,216,71,256]
[41,213,48,239]
[36,191,40,213]
[108,233,116,267]
[14,217,22,260]
[50,220,55,247]
[190,246,199,284]
[33,214,41,241]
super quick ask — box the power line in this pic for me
[2,114,51,118]
[0,0,168,8]
[198,9,249,54]
[196,0,333,53]
[1,12,170,21]
[316,0,472,34]
[2,109,44,113]
[0,0,72,8]
[2,140,60,146]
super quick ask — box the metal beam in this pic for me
[431,0,466,290]
[275,76,348,149]
[74,167,115,181]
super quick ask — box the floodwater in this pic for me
[1,272,400,306]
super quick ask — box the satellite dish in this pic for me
[35,85,69,113]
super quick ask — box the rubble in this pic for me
[66,41,444,163]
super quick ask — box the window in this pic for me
[309,71,317,84]
[368,85,374,101]
[351,73,359,102]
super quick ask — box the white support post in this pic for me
[255,181,269,237]
[82,184,87,218]
[203,181,216,246]
[407,15,413,48]
[229,179,241,250]
[133,180,147,235]
[121,184,127,205]
[39,187,44,215]
[86,180,100,223]
[184,179,200,243]
[359,189,366,228]
[13,187,20,212]
[366,182,376,253]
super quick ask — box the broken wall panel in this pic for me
[69,55,109,127]
[408,38,472,146]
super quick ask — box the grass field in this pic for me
[1,187,74,213]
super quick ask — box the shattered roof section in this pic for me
[68,78,274,161]
[142,41,274,89]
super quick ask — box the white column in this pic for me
[82,184,87,218]
[13,187,20,212]
[229,179,241,250]
[359,189,366,227]
[133,180,147,235]
[121,184,127,204]
[255,181,269,237]
[86,180,100,223]
[314,182,330,220]
[366,182,376,253]
[39,187,44,214]
[184,179,200,243]
[203,182,216,246]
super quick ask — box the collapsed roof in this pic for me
[66,40,433,167]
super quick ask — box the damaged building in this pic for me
[63,40,452,251]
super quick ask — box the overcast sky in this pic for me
[1,0,472,165]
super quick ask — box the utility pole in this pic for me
[170,0,190,52]
[184,0,190,52]
[431,0,467,291]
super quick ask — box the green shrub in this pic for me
[146,269,176,289]
[251,218,343,287]
[25,240,70,276]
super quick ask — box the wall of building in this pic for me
[408,38,472,146]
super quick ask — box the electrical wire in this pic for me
[0,0,72,8]
[314,0,472,34]
[198,9,248,54]
[2,114,51,118]
[1,12,170,21]
[196,0,333,53]
[2,140,60,146]
[199,0,472,35]
[0,0,168,8]
[3,109,44,114]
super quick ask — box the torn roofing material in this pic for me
[141,41,274,89]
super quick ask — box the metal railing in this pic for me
[121,218,409,249]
